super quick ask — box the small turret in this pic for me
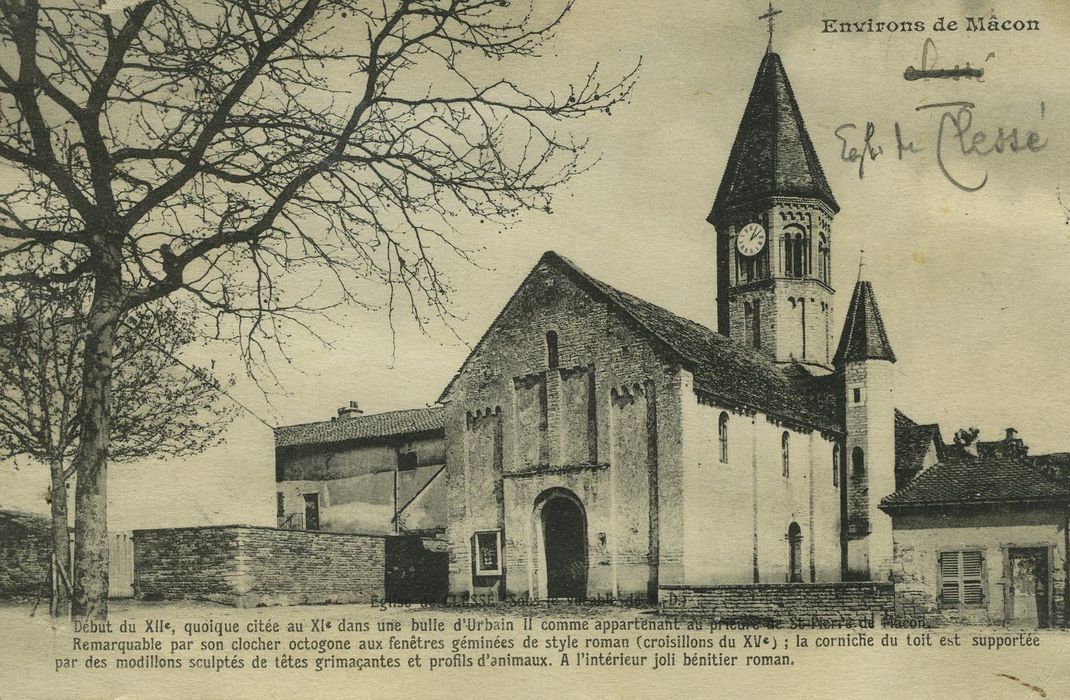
[837,280,896,580]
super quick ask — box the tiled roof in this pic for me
[551,253,841,432]
[1031,453,1070,483]
[833,281,896,365]
[894,409,942,484]
[880,457,1070,511]
[710,51,838,218]
[274,407,445,448]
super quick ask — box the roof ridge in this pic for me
[440,251,841,433]
[881,454,1070,509]
[275,405,443,432]
[550,251,788,370]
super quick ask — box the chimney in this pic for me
[1005,427,1018,441]
[336,400,364,420]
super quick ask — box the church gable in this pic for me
[441,251,840,435]
[439,252,678,409]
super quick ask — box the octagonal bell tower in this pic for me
[708,49,839,374]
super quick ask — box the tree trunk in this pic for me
[49,458,71,618]
[71,258,123,621]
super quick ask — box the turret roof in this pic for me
[833,280,896,364]
[710,51,838,219]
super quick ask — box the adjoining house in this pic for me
[881,456,1070,628]
[127,404,450,608]
[273,403,446,537]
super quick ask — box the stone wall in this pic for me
[0,510,51,600]
[444,257,686,602]
[659,582,895,627]
[134,526,444,607]
[891,506,1068,628]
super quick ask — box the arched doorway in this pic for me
[536,490,588,600]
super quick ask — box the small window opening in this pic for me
[546,331,559,368]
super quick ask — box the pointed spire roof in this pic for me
[834,280,895,365]
[710,51,838,219]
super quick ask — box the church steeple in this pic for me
[709,46,838,373]
[833,281,896,365]
[710,51,837,220]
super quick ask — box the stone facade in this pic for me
[443,260,684,602]
[133,526,444,606]
[716,199,836,372]
[679,376,842,586]
[844,360,896,580]
[659,582,894,627]
[0,510,51,600]
[443,258,845,603]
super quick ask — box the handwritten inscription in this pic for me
[834,102,1047,191]
[904,39,992,81]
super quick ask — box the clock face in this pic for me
[736,223,767,257]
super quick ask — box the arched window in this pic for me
[781,432,790,477]
[788,522,803,583]
[785,230,807,278]
[546,331,559,369]
[852,446,865,476]
[783,227,813,279]
[833,444,841,487]
[819,233,830,284]
[718,412,729,463]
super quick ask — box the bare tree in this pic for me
[0,0,637,617]
[0,283,235,617]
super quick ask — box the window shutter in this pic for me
[961,551,984,605]
[939,552,962,606]
[939,550,984,607]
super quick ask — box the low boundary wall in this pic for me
[133,526,445,607]
[659,582,897,627]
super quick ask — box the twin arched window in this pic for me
[718,412,729,463]
[781,432,790,477]
[784,228,809,278]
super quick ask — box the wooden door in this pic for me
[1006,548,1049,628]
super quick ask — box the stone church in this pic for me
[265,44,1069,626]
[440,48,901,602]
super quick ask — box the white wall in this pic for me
[680,371,842,585]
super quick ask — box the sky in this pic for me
[3,0,1070,528]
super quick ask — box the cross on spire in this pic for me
[759,2,782,52]
[856,248,866,282]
